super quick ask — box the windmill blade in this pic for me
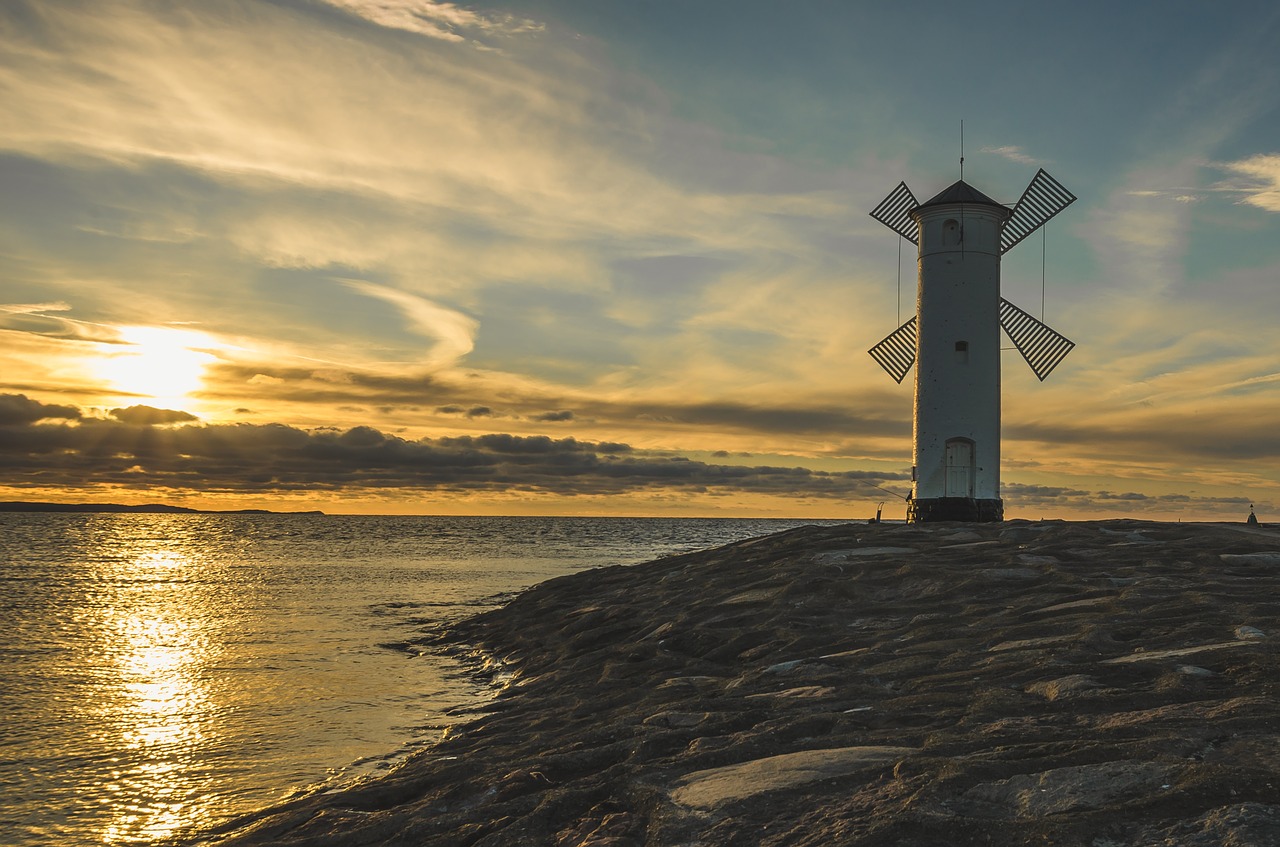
[1000,168,1076,254]
[999,298,1074,381]
[869,181,920,244]
[868,316,917,383]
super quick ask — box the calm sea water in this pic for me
[0,513,842,846]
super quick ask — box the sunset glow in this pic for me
[91,327,220,410]
[2,1,1279,519]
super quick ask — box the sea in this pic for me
[0,512,845,846]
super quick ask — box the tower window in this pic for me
[942,218,962,246]
[955,340,969,363]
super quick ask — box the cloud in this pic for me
[1001,481,1253,516]
[0,394,81,426]
[1215,153,1280,212]
[981,145,1039,166]
[319,0,543,42]
[0,0,819,260]
[0,0,885,409]
[340,280,478,369]
[1078,159,1203,304]
[110,405,199,425]
[4,396,1258,517]
[2,302,73,316]
[0,303,123,343]
[533,410,575,422]
[0,405,907,500]
[1012,412,1280,463]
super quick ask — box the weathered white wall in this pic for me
[911,202,1007,502]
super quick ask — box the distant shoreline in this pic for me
[0,501,325,515]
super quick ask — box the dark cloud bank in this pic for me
[0,395,1254,514]
[0,395,904,500]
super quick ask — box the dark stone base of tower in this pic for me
[908,497,1003,523]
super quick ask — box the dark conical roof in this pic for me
[916,179,1006,210]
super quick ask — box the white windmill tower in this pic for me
[868,168,1076,522]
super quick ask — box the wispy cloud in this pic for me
[980,145,1039,166]
[340,281,478,369]
[1125,153,1280,209]
[1214,153,1280,212]
[0,0,896,426]
[1079,162,1198,301]
[319,0,543,42]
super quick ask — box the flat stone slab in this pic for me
[1030,596,1114,615]
[670,746,912,810]
[744,685,835,700]
[990,635,1076,653]
[1102,640,1255,664]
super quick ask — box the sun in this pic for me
[94,326,220,409]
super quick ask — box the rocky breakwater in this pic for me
[194,520,1280,846]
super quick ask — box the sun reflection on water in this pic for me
[7,513,625,847]
[95,539,220,844]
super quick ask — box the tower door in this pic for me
[945,439,975,498]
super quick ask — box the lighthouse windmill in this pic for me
[867,168,1076,522]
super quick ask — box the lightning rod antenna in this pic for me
[960,120,965,180]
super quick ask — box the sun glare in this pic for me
[95,326,220,409]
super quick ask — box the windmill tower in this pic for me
[868,169,1076,522]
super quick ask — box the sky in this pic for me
[2,0,1279,520]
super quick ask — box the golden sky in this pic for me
[2,0,1279,519]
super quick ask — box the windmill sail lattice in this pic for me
[1000,168,1077,253]
[999,298,1075,381]
[868,317,917,384]
[869,181,920,244]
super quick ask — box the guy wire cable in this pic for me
[1041,223,1047,320]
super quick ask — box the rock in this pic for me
[196,519,1280,847]
[959,761,1173,818]
[669,746,913,810]
[814,546,917,561]
[745,685,835,700]
[1220,552,1280,565]
[990,635,1076,653]
[656,676,725,693]
[1178,665,1215,677]
[1235,625,1267,640]
[938,530,984,542]
[1102,640,1255,664]
[1140,802,1280,846]
[1030,596,1113,615]
[1025,674,1102,701]
[643,711,707,728]
[980,567,1040,580]
[720,588,782,605]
